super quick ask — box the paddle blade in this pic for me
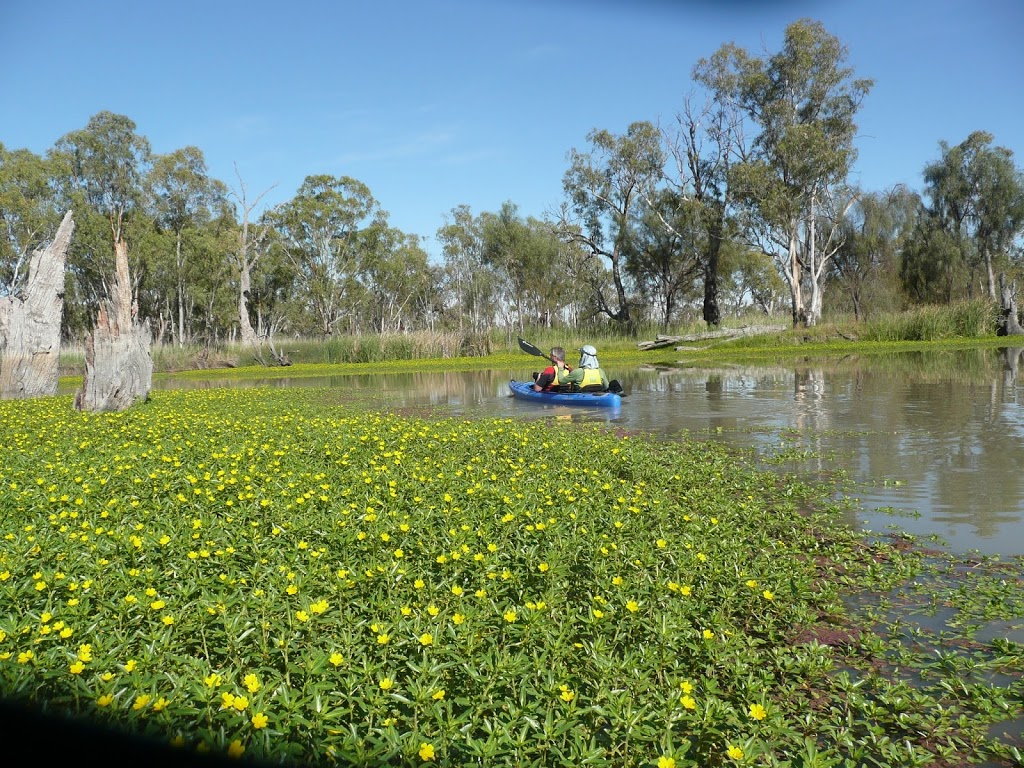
[517,337,546,358]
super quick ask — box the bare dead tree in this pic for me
[74,236,153,411]
[0,211,75,398]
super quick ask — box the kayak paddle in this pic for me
[517,337,573,370]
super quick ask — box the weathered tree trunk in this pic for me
[998,273,1024,336]
[0,211,75,399]
[74,237,153,412]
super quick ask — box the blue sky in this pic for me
[2,0,1021,260]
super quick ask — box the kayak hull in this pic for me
[508,380,622,408]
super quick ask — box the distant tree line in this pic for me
[2,19,1023,345]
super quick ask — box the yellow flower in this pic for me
[77,644,93,662]
[702,629,715,639]
[432,689,445,700]
[205,672,222,688]
[763,590,774,601]
[537,563,549,572]
[329,653,344,666]
[625,600,639,613]
[221,692,236,709]
[310,599,329,614]
[450,585,463,596]
[658,758,676,768]
[379,677,394,691]
[414,579,425,589]
[418,742,435,761]
[745,579,758,588]
[152,697,169,712]
[749,703,767,721]
[452,614,465,625]
[227,740,245,759]
[296,610,309,622]
[150,600,165,610]
[656,539,667,548]
[377,633,390,645]
[69,661,85,675]
[162,615,174,625]
[232,696,248,711]
[124,659,137,672]
[727,745,744,760]
[419,633,433,646]
[244,674,261,693]
[251,712,269,730]
[593,609,604,619]
[503,610,517,623]
[96,693,114,707]
[17,651,33,664]
[133,694,151,711]
[680,695,696,710]
[427,605,440,617]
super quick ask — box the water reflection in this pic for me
[142,347,1024,556]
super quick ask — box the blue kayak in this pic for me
[508,380,622,408]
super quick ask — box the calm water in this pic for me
[150,346,1024,558]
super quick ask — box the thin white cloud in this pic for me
[335,129,458,165]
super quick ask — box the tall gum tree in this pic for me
[558,121,665,326]
[658,89,749,328]
[699,19,872,327]
[147,147,227,346]
[267,174,380,337]
[922,131,1024,300]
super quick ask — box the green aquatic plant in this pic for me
[0,388,1019,766]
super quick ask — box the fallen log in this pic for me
[638,324,787,351]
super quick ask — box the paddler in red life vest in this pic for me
[531,346,575,391]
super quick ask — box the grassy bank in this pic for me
[0,387,1021,766]
[56,299,1010,380]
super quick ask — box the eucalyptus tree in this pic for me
[268,174,380,337]
[659,88,749,327]
[718,246,787,316]
[146,146,228,345]
[479,202,564,330]
[623,187,703,329]
[437,205,500,334]
[899,205,974,306]
[699,19,872,327]
[831,186,920,320]
[49,111,153,318]
[0,144,62,297]
[225,168,277,347]
[359,222,435,333]
[558,121,665,326]
[922,131,1024,299]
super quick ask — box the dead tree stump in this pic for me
[998,274,1024,336]
[74,237,153,412]
[0,211,75,399]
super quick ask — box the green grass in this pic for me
[0,387,1021,766]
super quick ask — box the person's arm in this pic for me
[533,366,556,390]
